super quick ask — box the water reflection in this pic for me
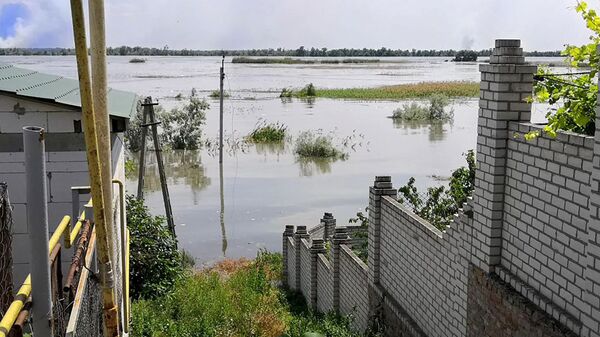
[134,150,212,202]
[219,162,227,257]
[296,157,346,177]
[255,142,287,159]
[392,119,453,142]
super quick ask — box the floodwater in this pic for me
[2,56,561,265]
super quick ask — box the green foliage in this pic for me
[453,50,477,62]
[209,90,230,98]
[247,121,288,143]
[129,58,146,63]
[127,195,182,300]
[398,150,476,230]
[124,100,145,152]
[160,96,209,149]
[294,131,347,159]
[531,1,598,137]
[131,251,363,337]
[314,81,479,100]
[125,159,136,179]
[349,209,369,262]
[232,57,379,64]
[391,94,453,121]
[297,83,317,97]
[280,87,294,98]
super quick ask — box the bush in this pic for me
[294,131,346,159]
[398,150,475,230]
[280,87,293,98]
[452,50,477,62]
[127,195,182,300]
[209,90,230,98]
[247,121,288,143]
[391,94,453,121]
[160,96,209,150]
[297,83,317,97]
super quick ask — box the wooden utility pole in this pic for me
[219,56,225,164]
[138,97,176,237]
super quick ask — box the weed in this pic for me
[294,131,346,159]
[247,121,288,143]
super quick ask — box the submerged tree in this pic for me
[160,95,209,150]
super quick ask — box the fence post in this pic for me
[321,212,336,242]
[368,176,396,286]
[294,226,309,291]
[332,227,350,314]
[310,238,325,309]
[23,126,53,336]
[282,225,294,287]
[471,39,536,272]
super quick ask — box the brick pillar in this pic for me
[310,238,325,309]
[367,176,396,285]
[332,227,350,314]
[321,212,336,242]
[282,225,294,287]
[294,226,309,290]
[471,39,536,272]
[583,46,600,337]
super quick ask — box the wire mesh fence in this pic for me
[0,182,14,313]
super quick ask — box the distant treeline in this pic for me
[0,46,562,57]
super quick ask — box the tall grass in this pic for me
[315,81,479,100]
[232,57,379,64]
[131,251,364,337]
[294,131,346,159]
[391,94,454,121]
[247,121,288,143]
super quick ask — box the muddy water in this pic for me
[3,56,560,265]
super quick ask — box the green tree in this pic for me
[160,95,209,149]
[531,1,598,138]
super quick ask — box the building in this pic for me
[0,63,137,286]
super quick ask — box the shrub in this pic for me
[453,50,477,62]
[127,195,182,300]
[297,83,317,97]
[280,87,293,98]
[398,150,475,230]
[209,90,230,98]
[294,131,346,159]
[247,121,288,143]
[160,96,209,150]
[391,94,453,121]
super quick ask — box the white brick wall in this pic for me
[300,239,311,301]
[339,245,369,332]
[316,254,333,313]
[287,238,296,290]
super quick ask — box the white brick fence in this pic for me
[282,39,600,337]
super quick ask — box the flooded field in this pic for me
[2,56,559,265]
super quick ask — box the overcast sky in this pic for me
[0,0,595,51]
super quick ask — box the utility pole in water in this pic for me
[219,55,225,164]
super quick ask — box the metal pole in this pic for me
[70,0,120,335]
[136,104,148,200]
[219,56,225,164]
[145,97,176,237]
[23,126,53,337]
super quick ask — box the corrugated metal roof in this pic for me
[0,64,137,119]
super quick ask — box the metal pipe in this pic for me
[0,277,31,337]
[112,179,128,332]
[69,1,120,336]
[23,126,53,337]
[49,215,71,253]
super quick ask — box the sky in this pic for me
[0,0,595,51]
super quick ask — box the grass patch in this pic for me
[391,94,454,121]
[247,121,288,143]
[294,131,347,159]
[314,81,479,100]
[131,251,365,337]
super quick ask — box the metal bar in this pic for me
[9,299,31,337]
[49,216,71,254]
[137,103,148,199]
[63,221,91,299]
[23,126,53,337]
[0,278,31,337]
[112,179,129,332]
[147,98,176,236]
[70,0,119,335]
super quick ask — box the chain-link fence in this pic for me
[0,182,14,313]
